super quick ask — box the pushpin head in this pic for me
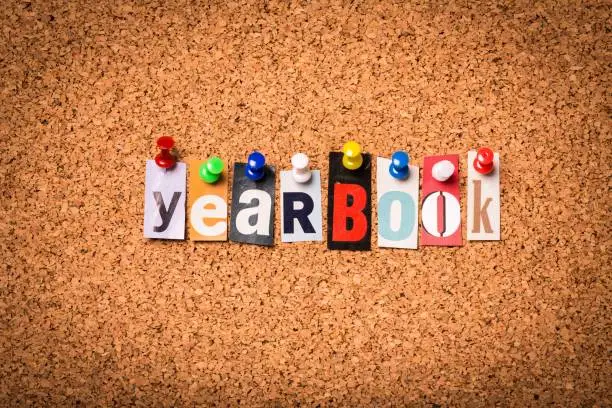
[432,159,455,182]
[246,151,266,181]
[155,136,177,169]
[389,151,410,180]
[342,141,363,170]
[199,156,224,184]
[291,153,312,183]
[473,147,494,175]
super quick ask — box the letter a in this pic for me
[235,190,272,236]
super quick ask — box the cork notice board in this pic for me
[1,1,610,406]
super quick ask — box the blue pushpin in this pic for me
[389,151,410,180]
[246,151,266,181]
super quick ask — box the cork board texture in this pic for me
[1,0,610,406]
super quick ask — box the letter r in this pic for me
[283,192,315,234]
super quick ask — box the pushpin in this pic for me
[432,159,455,182]
[155,136,177,169]
[291,153,312,183]
[389,151,410,180]
[199,156,224,184]
[246,151,266,181]
[473,147,494,175]
[342,141,363,170]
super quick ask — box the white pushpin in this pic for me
[432,159,455,182]
[291,153,312,183]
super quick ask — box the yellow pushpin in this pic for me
[342,141,363,170]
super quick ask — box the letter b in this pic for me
[332,184,367,242]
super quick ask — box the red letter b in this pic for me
[332,184,367,242]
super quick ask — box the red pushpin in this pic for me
[473,147,494,175]
[155,136,177,169]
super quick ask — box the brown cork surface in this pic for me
[1,0,610,406]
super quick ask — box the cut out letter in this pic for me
[332,183,368,242]
[283,192,315,234]
[143,160,186,240]
[327,152,371,250]
[280,169,323,243]
[376,157,420,249]
[421,191,461,238]
[190,195,227,237]
[420,155,462,246]
[467,150,500,241]
[378,191,416,241]
[471,180,493,234]
[153,191,181,232]
[235,189,272,236]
